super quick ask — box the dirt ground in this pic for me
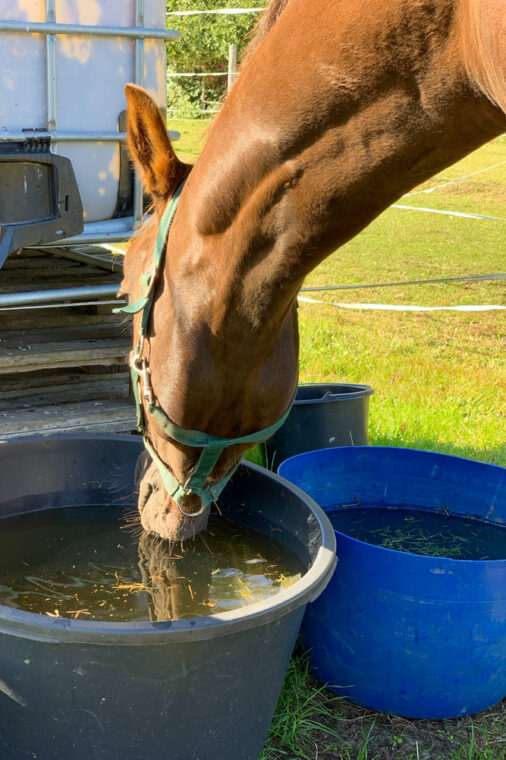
[322,693,505,759]
[288,677,505,760]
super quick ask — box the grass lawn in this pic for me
[171,119,506,759]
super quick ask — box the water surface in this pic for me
[0,507,303,621]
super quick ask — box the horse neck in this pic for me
[176,0,504,334]
[163,0,505,385]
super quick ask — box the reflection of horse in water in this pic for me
[138,533,212,621]
[121,0,506,543]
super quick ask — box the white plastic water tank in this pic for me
[0,0,170,224]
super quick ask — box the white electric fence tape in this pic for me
[166,7,265,15]
[404,160,506,197]
[392,205,506,221]
[297,296,506,312]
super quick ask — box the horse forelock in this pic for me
[460,0,506,114]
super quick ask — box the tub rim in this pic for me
[293,382,374,404]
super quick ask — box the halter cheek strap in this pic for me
[119,179,294,516]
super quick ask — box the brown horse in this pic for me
[121,0,505,541]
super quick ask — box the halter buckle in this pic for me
[139,362,154,406]
[131,341,154,406]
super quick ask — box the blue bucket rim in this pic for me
[279,445,506,567]
[279,444,506,481]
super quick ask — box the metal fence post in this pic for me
[227,43,237,94]
[45,0,57,134]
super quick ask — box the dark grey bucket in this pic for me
[0,435,336,760]
[263,383,374,471]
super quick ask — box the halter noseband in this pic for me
[119,180,294,517]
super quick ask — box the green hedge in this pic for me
[166,0,261,116]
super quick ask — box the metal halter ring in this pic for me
[131,335,145,367]
[174,499,209,519]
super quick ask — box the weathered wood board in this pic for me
[0,247,136,440]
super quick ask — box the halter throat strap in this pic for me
[121,179,294,516]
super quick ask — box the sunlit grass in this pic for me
[298,305,505,465]
[169,117,213,162]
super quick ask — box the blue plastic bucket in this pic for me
[278,446,506,718]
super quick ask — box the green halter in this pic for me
[120,180,294,517]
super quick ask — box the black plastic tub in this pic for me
[263,383,374,471]
[0,435,336,760]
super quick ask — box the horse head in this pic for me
[121,85,299,541]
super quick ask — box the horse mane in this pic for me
[459,0,506,113]
[242,0,505,115]
[241,0,291,64]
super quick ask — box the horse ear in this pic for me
[124,84,188,202]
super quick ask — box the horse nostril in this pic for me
[138,479,154,514]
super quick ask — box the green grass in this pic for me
[259,654,343,760]
[171,120,505,758]
[170,117,213,162]
[302,203,505,306]
[261,657,506,760]
[298,306,505,465]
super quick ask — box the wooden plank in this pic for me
[0,321,129,345]
[2,256,82,271]
[0,419,136,439]
[1,247,122,291]
[9,249,49,258]
[0,398,136,439]
[0,368,92,392]
[0,368,129,393]
[0,320,131,372]
[3,250,54,267]
[5,247,121,269]
[0,247,135,434]
[0,341,130,373]
[0,375,129,407]
[0,264,112,281]
[3,253,85,269]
